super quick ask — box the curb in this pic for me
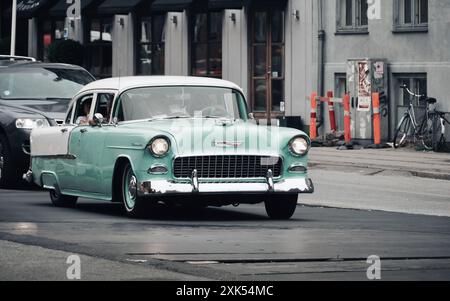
[309,161,450,181]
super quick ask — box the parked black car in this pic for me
[0,59,95,187]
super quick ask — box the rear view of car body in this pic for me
[0,61,95,187]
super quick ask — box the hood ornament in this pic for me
[214,140,244,148]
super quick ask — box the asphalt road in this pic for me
[1,171,450,281]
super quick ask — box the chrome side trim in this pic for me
[31,154,77,160]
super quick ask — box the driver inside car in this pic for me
[76,97,93,125]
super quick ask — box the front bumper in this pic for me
[138,177,314,196]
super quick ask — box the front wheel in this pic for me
[121,162,149,218]
[50,189,78,207]
[393,115,411,148]
[264,194,298,220]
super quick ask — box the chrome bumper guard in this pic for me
[138,169,314,196]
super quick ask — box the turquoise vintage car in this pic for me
[28,76,313,219]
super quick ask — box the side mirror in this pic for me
[93,113,104,126]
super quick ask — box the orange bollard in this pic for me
[343,94,351,144]
[310,92,317,140]
[372,92,381,145]
[327,91,337,132]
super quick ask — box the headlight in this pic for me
[149,137,170,157]
[15,118,50,129]
[289,136,310,156]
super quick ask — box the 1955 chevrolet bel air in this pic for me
[27,76,314,219]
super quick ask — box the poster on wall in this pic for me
[358,61,371,97]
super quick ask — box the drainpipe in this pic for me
[316,0,325,134]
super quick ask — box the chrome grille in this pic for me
[173,155,282,179]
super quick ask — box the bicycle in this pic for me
[422,109,450,152]
[393,84,436,150]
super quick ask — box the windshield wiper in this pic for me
[203,115,228,119]
[44,97,72,100]
[149,116,191,121]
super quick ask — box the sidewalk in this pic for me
[308,147,450,181]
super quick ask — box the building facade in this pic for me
[321,0,450,141]
[2,0,450,140]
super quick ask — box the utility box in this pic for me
[346,58,389,144]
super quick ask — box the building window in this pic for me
[86,18,113,78]
[137,15,165,75]
[393,73,427,125]
[394,0,428,32]
[41,19,65,61]
[250,8,285,116]
[191,11,223,78]
[336,0,368,34]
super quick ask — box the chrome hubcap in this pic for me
[124,165,138,211]
[0,143,3,179]
[0,156,3,179]
[128,175,137,200]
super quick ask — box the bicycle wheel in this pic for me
[432,116,444,152]
[419,114,436,151]
[393,115,411,148]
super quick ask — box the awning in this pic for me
[49,0,96,17]
[208,0,245,9]
[15,0,55,18]
[151,0,193,12]
[97,0,145,14]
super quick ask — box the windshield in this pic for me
[117,86,245,121]
[0,67,94,100]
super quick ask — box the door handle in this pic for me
[80,129,88,133]
[60,128,68,133]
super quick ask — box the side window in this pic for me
[74,94,94,125]
[94,93,115,123]
[65,105,74,124]
[113,95,125,122]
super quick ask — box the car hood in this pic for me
[0,99,68,121]
[121,118,304,156]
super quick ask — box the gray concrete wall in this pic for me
[112,14,135,77]
[165,11,189,76]
[222,8,248,97]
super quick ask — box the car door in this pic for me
[73,91,116,195]
[30,101,77,191]
[65,92,95,191]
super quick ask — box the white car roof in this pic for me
[78,76,244,94]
